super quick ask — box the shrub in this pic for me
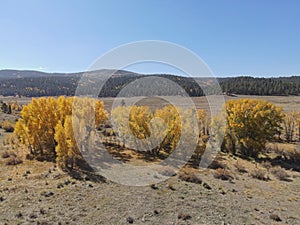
[25,154,35,160]
[1,150,16,159]
[270,166,291,181]
[3,134,19,146]
[178,212,192,220]
[2,121,14,132]
[269,214,282,222]
[261,161,272,171]
[234,161,247,173]
[208,155,227,169]
[178,168,202,184]
[213,168,234,181]
[268,143,300,162]
[157,166,176,177]
[6,156,23,165]
[251,169,268,181]
[289,149,300,163]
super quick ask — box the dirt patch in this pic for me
[0,146,299,224]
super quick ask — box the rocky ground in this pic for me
[0,135,299,225]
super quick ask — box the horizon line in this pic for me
[0,68,300,79]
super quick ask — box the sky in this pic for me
[0,0,300,77]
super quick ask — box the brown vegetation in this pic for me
[251,169,269,181]
[178,168,202,184]
[234,161,247,173]
[5,156,23,165]
[1,150,16,159]
[157,166,177,177]
[270,166,291,181]
[1,120,15,132]
[213,168,234,181]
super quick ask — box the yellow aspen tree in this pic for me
[15,98,49,156]
[283,112,297,142]
[154,105,181,153]
[177,108,199,160]
[148,115,167,155]
[64,115,82,168]
[95,100,108,127]
[198,109,208,135]
[57,96,73,124]
[14,120,34,153]
[293,112,300,141]
[71,97,108,164]
[128,106,153,151]
[225,99,284,157]
[15,96,108,165]
[111,106,132,147]
[11,100,22,112]
[54,121,68,168]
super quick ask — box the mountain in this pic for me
[0,69,299,97]
[0,70,51,79]
[0,69,144,97]
[0,69,141,80]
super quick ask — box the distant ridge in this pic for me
[0,69,141,79]
[0,69,299,97]
[0,70,50,79]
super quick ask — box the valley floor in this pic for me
[0,143,299,225]
[1,95,300,224]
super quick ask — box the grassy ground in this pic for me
[1,94,299,112]
[102,95,300,116]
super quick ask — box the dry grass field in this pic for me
[102,94,300,113]
[1,94,299,112]
[0,95,300,224]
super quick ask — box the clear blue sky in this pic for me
[1,0,300,77]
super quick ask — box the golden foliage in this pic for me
[111,105,198,155]
[10,100,22,111]
[154,105,181,153]
[14,96,108,167]
[225,99,284,157]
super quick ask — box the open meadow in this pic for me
[1,94,299,113]
[101,95,300,113]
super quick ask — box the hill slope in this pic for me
[0,69,300,97]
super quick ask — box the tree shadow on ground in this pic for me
[187,152,228,170]
[104,142,133,163]
[103,141,167,163]
[66,167,106,183]
[267,157,300,172]
[135,150,167,162]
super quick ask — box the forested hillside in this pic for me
[220,76,300,96]
[0,69,300,97]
